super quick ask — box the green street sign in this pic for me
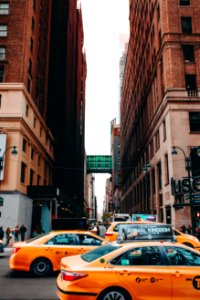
[87,155,112,174]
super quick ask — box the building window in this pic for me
[189,112,200,132]
[28,59,32,75]
[185,74,197,91]
[38,154,41,166]
[163,119,166,141]
[157,161,162,189]
[182,45,194,62]
[31,147,34,160]
[40,126,42,137]
[0,47,5,60]
[151,168,156,194]
[25,104,29,116]
[30,37,33,52]
[27,78,31,93]
[33,0,36,10]
[30,169,34,185]
[0,197,3,206]
[22,138,27,152]
[0,65,4,82]
[181,17,192,34]
[164,153,169,185]
[155,130,160,151]
[0,25,7,37]
[32,17,35,31]
[33,116,36,128]
[20,162,26,183]
[150,139,154,159]
[37,175,41,185]
[0,4,9,15]
[180,0,190,5]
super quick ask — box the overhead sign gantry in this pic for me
[87,155,112,174]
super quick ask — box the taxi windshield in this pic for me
[81,243,121,262]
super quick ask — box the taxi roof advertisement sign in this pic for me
[118,223,174,242]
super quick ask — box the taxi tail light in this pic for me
[61,270,88,281]
[12,247,21,254]
[105,233,113,237]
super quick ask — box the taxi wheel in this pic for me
[98,287,131,300]
[183,242,193,248]
[31,258,52,277]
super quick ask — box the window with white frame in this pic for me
[0,25,7,37]
[0,3,9,15]
[0,47,5,60]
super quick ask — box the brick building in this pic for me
[120,0,200,231]
[0,0,86,236]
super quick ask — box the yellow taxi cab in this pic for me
[9,230,108,276]
[105,221,200,250]
[56,225,200,300]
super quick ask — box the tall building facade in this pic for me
[0,0,86,236]
[47,0,86,217]
[120,0,200,230]
[0,0,53,236]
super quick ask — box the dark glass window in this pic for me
[185,74,197,90]
[0,47,5,60]
[157,161,162,189]
[164,154,169,185]
[30,169,34,185]
[20,162,26,183]
[111,246,162,266]
[22,139,27,152]
[189,112,200,132]
[31,147,34,160]
[180,0,190,5]
[0,65,4,82]
[164,246,200,266]
[81,244,121,262]
[181,17,192,34]
[182,45,194,62]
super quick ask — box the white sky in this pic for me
[81,0,129,214]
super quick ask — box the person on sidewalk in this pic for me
[13,225,19,242]
[5,227,12,246]
[0,226,4,240]
[19,224,27,241]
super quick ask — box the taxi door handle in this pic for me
[119,270,132,276]
[173,271,182,277]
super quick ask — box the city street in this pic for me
[0,249,58,300]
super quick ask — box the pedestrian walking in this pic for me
[5,227,12,246]
[187,225,192,235]
[181,224,187,233]
[13,225,19,242]
[19,224,27,241]
[0,226,4,240]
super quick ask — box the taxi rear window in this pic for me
[117,224,175,242]
[81,243,121,262]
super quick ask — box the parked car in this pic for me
[105,221,200,250]
[9,230,108,276]
[57,240,200,300]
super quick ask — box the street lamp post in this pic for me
[171,145,200,235]
[0,145,18,180]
